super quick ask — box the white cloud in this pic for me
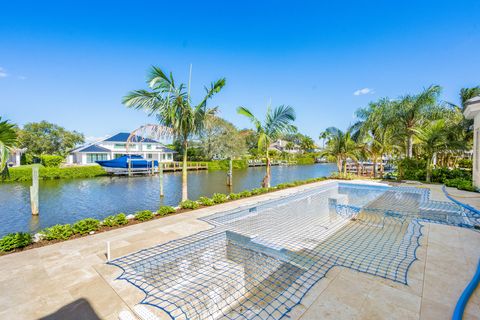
[0,67,7,78]
[353,88,374,96]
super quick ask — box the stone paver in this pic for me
[0,180,479,320]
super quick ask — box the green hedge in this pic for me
[295,155,316,165]
[207,160,249,171]
[3,165,107,182]
[445,178,475,192]
[397,159,472,183]
[40,155,64,167]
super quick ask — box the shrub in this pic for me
[135,210,154,221]
[40,155,64,167]
[103,213,128,227]
[3,165,107,182]
[41,224,74,240]
[72,218,100,235]
[458,159,473,169]
[238,190,252,198]
[228,193,241,200]
[445,178,476,192]
[0,232,32,252]
[180,200,200,210]
[198,196,215,206]
[212,193,228,204]
[251,188,268,195]
[158,206,176,216]
[276,182,295,189]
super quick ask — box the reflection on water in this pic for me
[0,164,335,236]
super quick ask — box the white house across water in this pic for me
[67,132,176,165]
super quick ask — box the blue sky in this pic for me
[0,0,479,143]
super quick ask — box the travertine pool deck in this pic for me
[0,180,479,320]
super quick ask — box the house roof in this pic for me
[104,132,159,143]
[76,144,111,153]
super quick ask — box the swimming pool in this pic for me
[109,181,479,320]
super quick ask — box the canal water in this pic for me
[0,164,335,236]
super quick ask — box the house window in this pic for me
[147,154,153,159]
[146,144,152,150]
[114,144,126,149]
[86,153,108,163]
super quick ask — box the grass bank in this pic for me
[207,159,249,171]
[2,165,108,182]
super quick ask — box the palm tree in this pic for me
[352,99,393,178]
[319,127,358,174]
[0,117,17,177]
[413,120,449,182]
[460,86,480,111]
[394,85,443,158]
[237,105,296,187]
[319,130,329,149]
[123,66,226,201]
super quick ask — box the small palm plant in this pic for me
[123,66,226,201]
[0,117,17,178]
[319,127,358,174]
[237,105,296,187]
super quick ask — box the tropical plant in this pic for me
[41,224,74,240]
[158,206,176,216]
[212,193,228,204]
[198,196,215,206]
[352,99,393,178]
[300,136,316,152]
[237,105,296,187]
[319,127,359,174]
[180,200,199,210]
[123,66,225,201]
[0,117,17,178]
[72,218,100,235]
[459,86,480,111]
[0,232,32,252]
[392,85,443,158]
[135,210,154,221]
[102,213,128,227]
[414,110,467,182]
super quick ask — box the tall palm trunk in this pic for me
[182,140,188,201]
[372,155,378,179]
[407,135,413,158]
[263,152,271,188]
[426,155,432,183]
[336,157,342,173]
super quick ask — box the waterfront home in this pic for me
[67,132,176,165]
[269,139,302,154]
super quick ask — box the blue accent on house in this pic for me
[76,144,111,153]
[104,132,159,143]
